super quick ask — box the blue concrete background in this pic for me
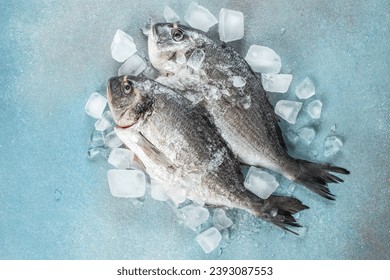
[0,0,389,259]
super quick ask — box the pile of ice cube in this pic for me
[83,1,345,254]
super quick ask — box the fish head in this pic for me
[148,23,210,73]
[107,75,154,127]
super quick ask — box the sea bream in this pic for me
[107,75,308,233]
[148,23,350,200]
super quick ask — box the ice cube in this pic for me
[85,92,107,119]
[275,100,302,124]
[107,169,146,198]
[285,130,299,145]
[108,148,134,169]
[298,127,316,145]
[164,5,180,23]
[167,185,186,206]
[244,167,279,199]
[104,131,123,148]
[87,147,104,160]
[196,227,221,254]
[232,76,246,87]
[213,209,233,230]
[261,73,293,93]
[307,100,323,119]
[218,8,244,42]
[95,111,114,131]
[184,3,218,32]
[90,129,105,147]
[324,135,343,157]
[150,179,169,201]
[285,184,296,196]
[110,29,137,62]
[118,55,146,76]
[245,45,282,73]
[187,49,205,70]
[180,205,210,229]
[295,77,315,99]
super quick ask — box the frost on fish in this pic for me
[207,149,226,171]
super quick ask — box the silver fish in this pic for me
[107,75,308,233]
[148,23,349,200]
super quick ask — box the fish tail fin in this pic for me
[293,159,350,200]
[253,195,309,235]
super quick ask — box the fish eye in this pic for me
[172,29,184,42]
[123,82,132,94]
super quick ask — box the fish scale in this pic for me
[107,75,308,234]
[148,23,349,200]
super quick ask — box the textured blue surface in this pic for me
[0,0,389,259]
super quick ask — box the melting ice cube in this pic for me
[108,148,134,169]
[90,129,105,147]
[285,130,300,145]
[245,45,282,74]
[232,76,246,87]
[110,29,137,62]
[295,77,315,99]
[324,136,343,157]
[180,205,210,229]
[244,167,279,199]
[95,111,113,131]
[118,54,147,76]
[164,5,180,22]
[218,8,244,42]
[213,209,233,230]
[104,131,123,148]
[298,127,316,145]
[150,179,169,201]
[85,92,107,119]
[87,147,105,160]
[196,227,222,254]
[275,100,302,124]
[187,49,205,70]
[107,169,146,198]
[261,73,293,93]
[184,3,218,32]
[307,100,323,119]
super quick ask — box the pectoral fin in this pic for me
[137,132,177,172]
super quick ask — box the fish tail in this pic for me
[293,159,350,200]
[253,195,309,235]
